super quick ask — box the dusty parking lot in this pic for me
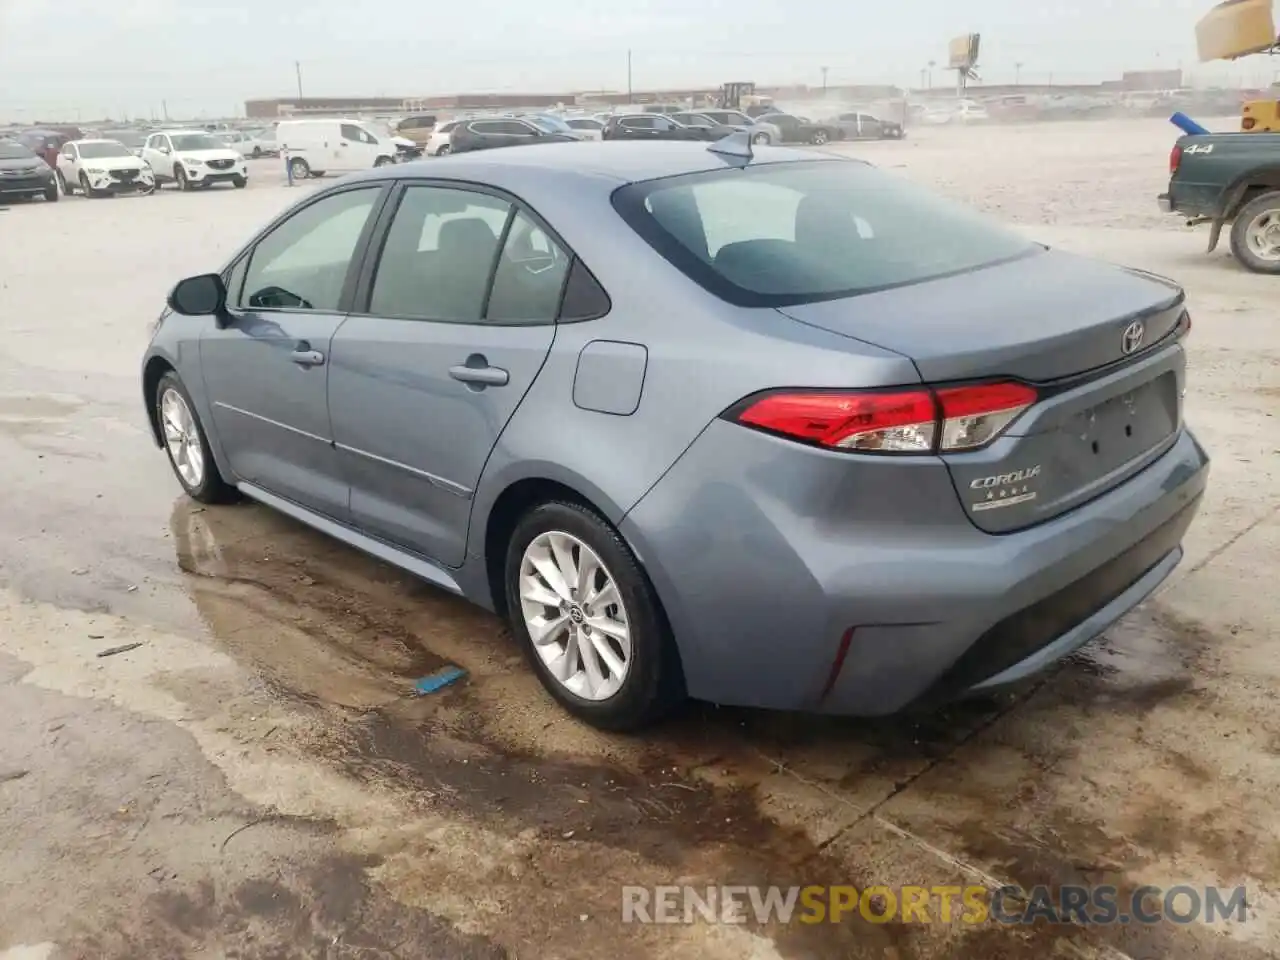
[0,117,1278,960]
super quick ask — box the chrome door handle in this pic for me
[449,363,509,387]
[291,349,325,367]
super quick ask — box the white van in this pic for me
[275,118,399,179]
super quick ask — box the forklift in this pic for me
[1196,0,1280,132]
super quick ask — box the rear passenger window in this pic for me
[369,185,511,321]
[240,187,380,312]
[486,212,570,323]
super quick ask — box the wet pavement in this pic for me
[1,120,1279,959]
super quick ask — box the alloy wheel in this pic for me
[160,387,205,489]
[1244,208,1280,263]
[518,531,632,701]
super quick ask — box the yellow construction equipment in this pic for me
[1195,0,1280,131]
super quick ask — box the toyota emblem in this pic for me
[1121,320,1145,356]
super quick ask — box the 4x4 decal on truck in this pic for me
[1184,143,1215,155]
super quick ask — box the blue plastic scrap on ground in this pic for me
[413,666,467,695]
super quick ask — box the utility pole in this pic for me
[927,60,936,89]
[162,99,169,121]
[821,65,829,94]
[295,61,304,100]
[626,49,632,103]
[1015,62,1024,85]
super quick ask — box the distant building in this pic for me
[1118,69,1184,91]
[245,97,409,119]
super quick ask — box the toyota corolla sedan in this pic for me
[141,141,1208,730]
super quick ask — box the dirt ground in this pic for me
[0,117,1277,960]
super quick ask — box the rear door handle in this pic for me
[449,361,509,387]
[291,349,325,367]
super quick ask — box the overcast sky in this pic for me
[0,0,1271,120]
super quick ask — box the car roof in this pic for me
[345,140,842,188]
[71,138,127,145]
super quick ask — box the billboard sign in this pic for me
[948,33,981,70]
[1196,0,1276,61]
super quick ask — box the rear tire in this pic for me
[503,501,683,731]
[751,131,770,145]
[154,372,238,504]
[809,128,830,145]
[252,146,263,158]
[1229,190,1280,275]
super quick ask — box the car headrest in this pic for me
[794,194,862,248]
[712,239,812,293]
[439,217,499,257]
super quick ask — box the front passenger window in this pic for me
[240,187,380,312]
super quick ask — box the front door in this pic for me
[329,183,565,566]
[200,183,387,520]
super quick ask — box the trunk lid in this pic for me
[777,249,1188,533]
[776,249,1184,384]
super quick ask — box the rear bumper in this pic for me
[621,421,1209,715]
[1158,193,1173,214]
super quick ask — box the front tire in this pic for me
[504,501,682,731]
[809,128,830,145]
[56,170,72,195]
[1229,191,1280,275]
[751,131,770,145]
[155,372,237,504]
[231,176,247,188]
[175,166,193,191]
[44,183,59,202]
[435,144,452,156]
[288,157,310,181]
[374,155,394,167]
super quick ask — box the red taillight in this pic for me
[1170,144,1183,174]
[730,381,1037,455]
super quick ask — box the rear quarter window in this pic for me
[611,159,1039,307]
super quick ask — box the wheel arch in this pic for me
[142,355,176,447]
[479,470,624,615]
[1224,166,1280,219]
[479,472,687,697]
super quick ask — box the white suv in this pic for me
[141,130,247,191]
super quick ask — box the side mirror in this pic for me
[159,146,171,155]
[168,273,227,319]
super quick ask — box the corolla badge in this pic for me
[970,465,1042,512]
[1121,320,1145,356]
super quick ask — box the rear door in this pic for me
[618,116,657,140]
[328,181,564,566]
[200,183,388,520]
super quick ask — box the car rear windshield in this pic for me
[0,141,35,160]
[611,159,1039,307]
